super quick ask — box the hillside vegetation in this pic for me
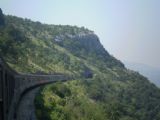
[0,9,160,120]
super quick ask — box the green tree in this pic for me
[0,8,5,26]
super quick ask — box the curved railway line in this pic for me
[0,57,72,120]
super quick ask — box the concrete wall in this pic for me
[8,74,70,120]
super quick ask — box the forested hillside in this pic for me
[0,9,160,120]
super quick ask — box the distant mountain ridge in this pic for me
[124,61,160,87]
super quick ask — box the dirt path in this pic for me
[16,87,40,120]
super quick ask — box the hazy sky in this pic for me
[1,0,160,68]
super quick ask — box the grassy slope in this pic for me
[1,15,160,120]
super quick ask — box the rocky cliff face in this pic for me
[55,32,124,68]
[56,33,107,55]
[73,33,106,54]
